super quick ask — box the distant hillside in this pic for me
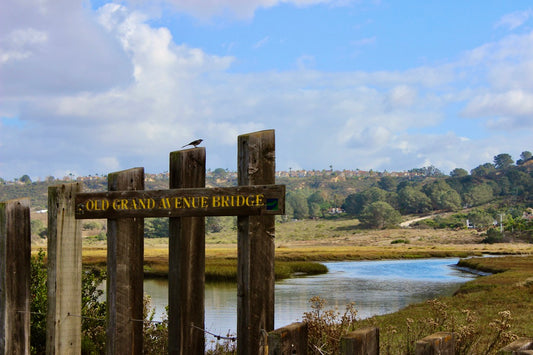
[1,157,532,223]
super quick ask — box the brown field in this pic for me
[31,216,533,265]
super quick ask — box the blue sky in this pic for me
[1,0,532,180]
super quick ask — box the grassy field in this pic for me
[32,217,533,280]
[353,255,533,354]
[31,217,533,353]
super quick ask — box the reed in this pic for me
[355,255,533,354]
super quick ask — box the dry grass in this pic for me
[32,218,533,279]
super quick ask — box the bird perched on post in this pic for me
[181,139,203,148]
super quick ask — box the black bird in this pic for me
[182,139,203,148]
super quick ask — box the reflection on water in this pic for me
[144,258,476,339]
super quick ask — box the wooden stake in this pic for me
[0,198,31,355]
[237,130,276,355]
[168,148,206,354]
[46,184,82,354]
[106,168,144,355]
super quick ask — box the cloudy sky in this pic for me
[1,0,533,180]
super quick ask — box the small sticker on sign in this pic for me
[266,198,279,211]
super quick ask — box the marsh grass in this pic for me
[355,255,533,354]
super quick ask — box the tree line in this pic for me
[282,151,532,231]
[2,151,531,236]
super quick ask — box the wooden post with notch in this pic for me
[237,129,276,354]
[1,198,31,355]
[168,147,206,354]
[46,184,82,354]
[106,168,145,355]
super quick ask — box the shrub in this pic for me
[482,228,504,244]
[303,296,358,354]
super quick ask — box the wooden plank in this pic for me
[0,198,31,355]
[237,130,276,355]
[106,168,144,355]
[268,322,308,355]
[74,184,285,219]
[415,332,455,355]
[46,184,82,354]
[340,327,379,355]
[168,147,206,355]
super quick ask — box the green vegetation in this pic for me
[354,255,533,354]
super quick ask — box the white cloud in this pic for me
[127,0,352,20]
[253,36,270,49]
[495,9,533,30]
[2,1,533,180]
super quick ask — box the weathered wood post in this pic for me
[238,130,276,354]
[0,198,31,355]
[340,327,379,355]
[106,168,145,355]
[46,184,82,354]
[168,147,206,354]
[498,337,533,354]
[415,332,455,355]
[268,322,308,355]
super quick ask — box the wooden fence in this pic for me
[1,198,533,354]
[268,323,533,355]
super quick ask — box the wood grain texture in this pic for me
[168,148,206,355]
[46,184,82,354]
[237,130,276,355]
[0,198,31,355]
[106,168,144,355]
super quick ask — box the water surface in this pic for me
[144,258,476,339]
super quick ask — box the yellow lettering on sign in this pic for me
[183,197,191,208]
[130,199,138,209]
[201,196,208,208]
[221,196,229,207]
[86,199,110,211]
[158,198,171,209]
[245,196,253,206]
[256,194,265,206]
[212,196,220,207]
[137,199,145,209]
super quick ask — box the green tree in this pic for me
[450,168,468,177]
[423,180,462,211]
[342,187,387,216]
[144,218,169,238]
[206,216,223,233]
[31,219,47,238]
[494,153,514,169]
[20,174,32,184]
[398,186,432,214]
[470,163,496,177]
[463,183,494,207]
[517,151,532,165]
[307,191,330,217]
[378,176,397,192]
[358,201,401,228]
[287,191,309,219]
[212,168,227,179]
[467,210,495,228]
[30,250,107,354]
[30,250,48,351]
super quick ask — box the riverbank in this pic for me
[68,240,533,280]
[31,221,533,280]
[354,254,533,353]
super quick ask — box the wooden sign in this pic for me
[74,184,284,219]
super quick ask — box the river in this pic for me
[143,258,477,340]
